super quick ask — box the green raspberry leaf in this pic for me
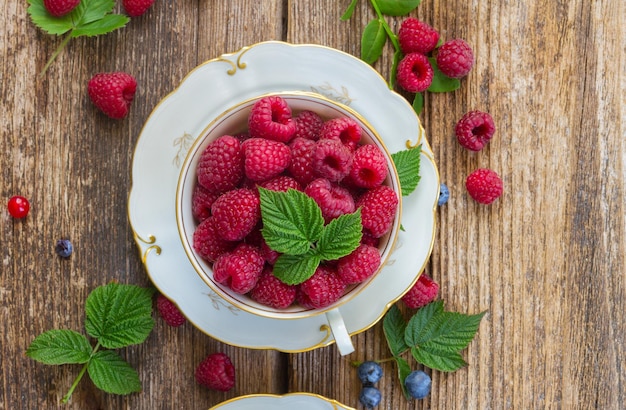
[316,209,362,261]
[394,356,413,400]
[28,0,129,76]
[85,283,155,349]
[383,305,409,357]
[391,145,421,196]
[378,0,421,16]
[26,329,92,365]
[88,350,142,395]
[272,252,321,285]
[404,300,444,346]
[411,345,468,372]
[27,0,120,36]
[405,301,486,372]
[427,57,461,93]
[71,14,130,38]
[75,0,116,26]
[412,92,424,115]
[340,0,359,20]
[361,19,387,65]
[259,188,324,255]
[27,0,74,35]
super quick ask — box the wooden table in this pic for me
[2,0,624,408]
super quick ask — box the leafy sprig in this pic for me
[26,283,155,403]
[27,0,130,76]
[259,187,363,285]
[259,144,421,285]
[383,302,486,398]
[341,0,461,113]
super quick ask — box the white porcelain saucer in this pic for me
[210,393,355,410]
[128,41,439,352]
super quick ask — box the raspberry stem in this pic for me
[40,34,72,78]
[60,342,101,404]
[368,0,402,89]
[350,357,397,368]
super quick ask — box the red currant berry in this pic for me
[7,196,30,218]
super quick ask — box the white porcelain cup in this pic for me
[176,92,401,355]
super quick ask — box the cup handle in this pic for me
[325,308,354,355]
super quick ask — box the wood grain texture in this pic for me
[1,0,624,409]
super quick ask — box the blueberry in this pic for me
[55,239,73,258]
[357,361,383,384]
[438,183,449,206]
[405,370,431,399]
[359,386,381,408]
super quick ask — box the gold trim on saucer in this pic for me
[172,132,194,168]
[210,392,356,410]
[215,45,251,75]
[206,290,240,315]
[133,234,161,264]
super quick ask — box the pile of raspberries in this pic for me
[396,18,503,205]
[191,95,399,310]
[396,17,475,93]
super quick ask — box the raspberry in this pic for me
[294,110,324,140]
[356,185,399,238]
[304,178,355,222]
[245,226,280,263]
[122,0,155,16]
[319,117,361,151]
[55,239,73,258]
[248,96,296,143]
[195,352,235,392]
[401,273,439,309]
[465,168,503,204]
[361,231,380,248]
[232,132,250,143]
[87,72,137,119]
[436,38,474,78]
[398,17,440,55]
[260,175,302,192]
[259,237,280,265]
[7,195,30,218]
[196,135,244,193]
[193,216,236,262]
[297,266,346,309]
[288,137,317,186]
[211,188,260,241]
[156,294,186,327]
[347,144,388,188]
[250,267,297,309]
[191,184,220,222]
[396,53,434,93]
[312,139,353,182]
[213,244,264,294]
[455,110,496,151]
[242,138,291,182]
[337,244,381,285]
[43,0,80,16]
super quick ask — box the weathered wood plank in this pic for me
[1,0,624,409]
